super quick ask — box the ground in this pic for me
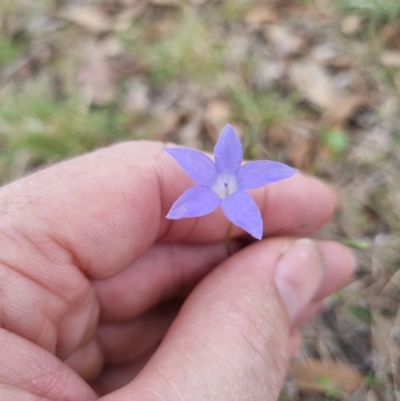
[0,0,400,399]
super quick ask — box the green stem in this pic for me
[225,222,233,256]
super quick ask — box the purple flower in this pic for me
[165,125,297,239]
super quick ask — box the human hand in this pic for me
[0,141,353,401]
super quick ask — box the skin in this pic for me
[0,141,354,401]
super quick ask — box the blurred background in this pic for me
[0,0,400,399]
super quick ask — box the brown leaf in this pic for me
[188,0,210,5]
[381,22,400,49]
[311,44,352,68]
[156,111,182,142]
[289,359,363,394]
[58,6,113,35]
[1,14,25,37]
[244,5,279,26]
[287,137,316,172]
[113,3,147,31]
[123,80,150,112]
[151,0,181,6]
[267,125,290,147]
[118,0,143,6]
[322,94,370,128]
[78,43,117,106]
[372,313,400,364]
[380,50,400,67]
[341,14,363,36]
[204,99,231,141]
[177,116,203,148]
[251,62,283,90]
[287,60,336,109]
[1,44,54,83]
[264,25,307,59]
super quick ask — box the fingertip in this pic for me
[295,173,338,225]
[259,173,337,236]
[314,240,355,300]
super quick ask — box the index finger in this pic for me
[0,141,336,279]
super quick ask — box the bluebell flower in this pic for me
[165,125,297,239]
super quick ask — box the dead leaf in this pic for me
[287,60,336,109]
[380,50,400,67]
[1,14,25,37]
[287,137,316,172]
[78,42,117,106]
[372,312,400,375]
[114,2,147,31]
[123,80,150,112]
[58,6,113,35]
[118,0,143,6]
[264,25,307,59]
[151,0,180,6]
[204,99,231,140]
[177,116,203,148]
[251,62,283,90]
[244,5,279,26]
[341,14,363,36]
[156,111,182,141]
[381,22,400,49]
[289,359,363,394]
[311,44,352,68]
[189,0,210,5]
[267,125,290,146]
[322,94,370,128]
[1,43,54,83]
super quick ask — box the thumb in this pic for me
[101,238,350,401]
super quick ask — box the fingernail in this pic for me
[274,239,325,322]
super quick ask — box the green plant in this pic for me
[364,373,384,389]
[347,305,372,324]
[337,0,400,23]
[0,79,133,182]
[0,36,21,67]
[229,86,296,131]
[220,0,262,22]
[144,11,226,85]
[320,128,350,157]
[316,375,341,400]
[0,0,53,15]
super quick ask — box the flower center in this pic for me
[211,174,238,199]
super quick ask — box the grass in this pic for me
[0,78,133,183]
[347,305,372,324]
[316,375,341,400]
[369,178,400,234]
[119,7,297,160]
[228,84,297,156]
[136,11,226,86]
[364,373,385,389]
[0,3,298,178]
[0,36,22,68]
[0,0,54,17]
[337,0,400,24]
[220,0,263,22]
[229,86,296,129]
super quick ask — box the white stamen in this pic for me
[211,174,238,199]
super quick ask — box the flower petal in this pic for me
[236,160,297,190]
[221,191,262,239]
[166,186,220,219]
[214,125,243,174]
[165,148,218,187]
